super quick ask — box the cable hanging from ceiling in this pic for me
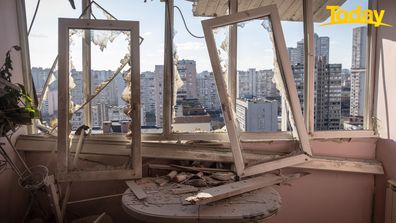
[174,5,205,39]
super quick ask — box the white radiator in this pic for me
[386,179,396,223]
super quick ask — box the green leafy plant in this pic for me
[0,46,39,136]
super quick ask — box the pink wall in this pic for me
[375,0,396,141]
[270,170,374,223]
[372,0,396,222]
[0,0,29,221]
[376,139,396,223]
[0,0,392,221]
[22,139,377,223]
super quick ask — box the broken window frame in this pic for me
[57,18,142,182]
[201,5,312,177]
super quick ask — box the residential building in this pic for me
[314,57,342,130]
[154,65,164,127]
[196,71,221,111]
[341,69,351,117]
[176,59,198,99]
[350,26,367,117]
[287,34,329,66]
[141,71,157,127]
[237,68,278,100]
[315,33,330,60]
[291,63,305,109]
[236,98,278,132]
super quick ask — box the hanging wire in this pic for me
[27,0,41,35]
[173,5,204,39]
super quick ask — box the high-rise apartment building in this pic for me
[350,26,367,117]
[236,98,278,132]
[291,64,305,109]
[237,68,278,100]
[176,60,198,99]
[141,71,157,127]
[31,67,50,93]
[288,34,341,130]
[196,71,221,111]
[287,34,329,66]
[154,65,164,127]
[69,69,125,130]
[314,58,342,130]
[140,66,164,128]
[315,34,330,60]
[341,69,351,118]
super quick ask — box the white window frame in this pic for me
[57,18,142,182]
[202,5,312,177]
[304,0,377,138]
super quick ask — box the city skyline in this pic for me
[32,23,367,132]
[26,0,369,73]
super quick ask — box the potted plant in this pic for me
[0,46,39,136]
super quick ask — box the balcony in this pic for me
[0,0,395,222]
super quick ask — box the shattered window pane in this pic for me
[172,0,226,133]
[68,29,131,133]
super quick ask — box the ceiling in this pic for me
[191,0,347,22]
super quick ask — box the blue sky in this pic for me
[26,0,368,73]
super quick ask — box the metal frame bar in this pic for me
[227,0,238,107]
[82,0,92,127]
[303,0,315,134]
[202,5,311,178]
[16,0,36,134]
[364,0,378,130]
[162,0,174,138]
[57,18,141,182]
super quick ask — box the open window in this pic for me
[202,5,312,177]
[57,18,141,182]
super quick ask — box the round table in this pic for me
[122,178,281,223]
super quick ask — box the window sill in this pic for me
[16,134,383,175]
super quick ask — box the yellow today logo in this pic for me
[321,6,392,27]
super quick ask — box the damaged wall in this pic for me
[0,0,29,221]
[373,0,396,221]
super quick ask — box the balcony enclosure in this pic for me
[0,0,396,222]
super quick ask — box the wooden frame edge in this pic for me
[57,18,142,182]
[202,4,312,177]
